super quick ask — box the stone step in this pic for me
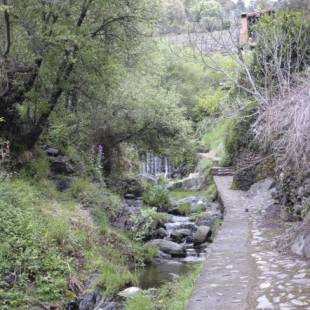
[211,167,235,176]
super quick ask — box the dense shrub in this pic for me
[195,88,224,118]
[143,185,172,211]
[131,207,159,241]
[251,11,310,93]
[224,102,258,165]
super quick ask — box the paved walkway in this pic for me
[187,176,310,310]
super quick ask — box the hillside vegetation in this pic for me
[0,0,309,309]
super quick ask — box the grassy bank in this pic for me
[0,177,154,308]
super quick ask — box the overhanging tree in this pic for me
[0,0,159,152]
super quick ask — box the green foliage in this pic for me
[202,118,232,159]
[85,248,137,297]
[20,150,50,180]
[177,202,192,216]
[223,103,257,165]
[252,11,310,92]
[45,217,70,245]
[131,207,159,242]
[159,0,187,34]
[190,0,223,25]
[170,190,194,200]
[170,190,208,200]
[0,180,69,308]
[71,179,122,219]
[198,158,213,177]
[70,177,91,199]
[206,183,217,201]
[126,292,155,310]
[143,185,171,211]
[195,88,224,118]
[98,262,137,297]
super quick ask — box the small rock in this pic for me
[171,229,191,242]
[50,156,75,175]
[46,147,60,157]
[118,287,142,298]
[124,193,136,199]
[153,228,168,239]
[291,232,310,259]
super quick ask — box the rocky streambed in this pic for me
[140,195,223,289]
[68,184,223,310]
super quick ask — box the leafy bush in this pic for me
[131,208,158,242]
[195,88,224,118]
[143,185,171,211]
[252,11,310,92]
[224,102,257,165]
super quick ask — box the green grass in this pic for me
[177,202,192,216]
[206,183,217,201]
[202,118,233,159]
[0,179,70,308]
[99,261,137,296]
[126,292,155,310]
[170,190,208,200]
[0,176,158,307]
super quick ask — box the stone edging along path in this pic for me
[187,176,310,310]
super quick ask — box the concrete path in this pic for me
[187,176,310,310]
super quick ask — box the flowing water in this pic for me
[139,215,208,289]
[141,152,173,177]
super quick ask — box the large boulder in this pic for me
[171,229,191,243]
[193,226,212,245]
[291,214,310,259]
[291,232,310,258]
[79,287,103,310]
[112,204,142,230]
[111,177,144,198]
[147,239,186,257]
[46,147,60,157]
[49,156,75,175]
[153,227,168,239]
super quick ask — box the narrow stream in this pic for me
[139,214,209,289]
